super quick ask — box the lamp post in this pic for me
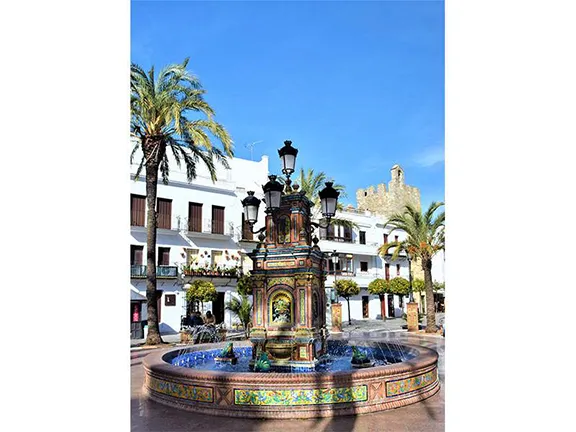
[331,250,339,303]
[406,249,419,332]
[241,140,340,234]
[406,250,414,302]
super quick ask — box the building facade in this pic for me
[130,153,269,337]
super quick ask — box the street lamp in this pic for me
[406,250,414,303]
[318,182,339,222]
[331,250,339,303]
[241,191,261,225]
[278,140,298,178]
[262,175,283,213]
[241,140,340,234]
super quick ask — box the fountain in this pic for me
[142,140,440,418]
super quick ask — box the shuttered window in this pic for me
[130,194,146,226]
[383,234,389,244]
[158,247,170,266]
[130,245,143,265]
[385,263,390,280]
[157,198,172,229]
[343,225,352,242]
[212,206,225,234]
[188,202,202,232]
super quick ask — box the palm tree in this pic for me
[131,58,233,345]
[377,202,444,333]
[225,294,253,339]
[291,168,355,228]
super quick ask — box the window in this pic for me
[158,247,170,266]
[394,235,399,242]
[157,198,172,229]
[396,264,401,276]
[242,213,253,240]
[130,245,143,265]
[212,250,223,267]
[359,231,366,245]
[212,206,225,234]
[360,261,368,272]
[186,249,199,266]
[165,294,176,306]
[385,263,390,280]
[130,194,146,226]
[323,223,352,242]
[383,234,389,244]
[188,202,202,232]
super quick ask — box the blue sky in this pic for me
[131,0,444,209]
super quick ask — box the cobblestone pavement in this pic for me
[131,332,444,432]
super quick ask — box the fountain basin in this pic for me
[143,340,439,419]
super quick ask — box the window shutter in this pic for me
[158,247,170,266]
[157,198,172,229]
[188,202,202,232]
[212,206,225,234]
[131,195,146,226]
[132,246,143,265]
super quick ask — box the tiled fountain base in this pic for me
[143,341,440,419]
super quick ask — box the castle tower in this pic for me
[356,164,421,218]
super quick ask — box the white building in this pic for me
[130,152,269,338]
[317,206,445,322]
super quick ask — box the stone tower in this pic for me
[356,165,421,218]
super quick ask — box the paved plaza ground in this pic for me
[131,322,445,432]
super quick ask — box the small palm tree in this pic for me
[131,58,233,345]
[226,294,253,339]
[377,202,444,333]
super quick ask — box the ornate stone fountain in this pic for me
[248,191,329,371]
[141,140,440,418]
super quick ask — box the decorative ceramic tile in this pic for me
[234,385,368,406]
[268,277,295,287]
[299,288,306,324]
[256,290,262,325]
[267,260,295,268]
[385,369,437,397]
[148,376,213,403]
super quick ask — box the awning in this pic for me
[131,286,146,301]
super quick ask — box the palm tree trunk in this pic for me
[144,138,164,345]
[423,257,437,333]
[379,294,386,320]
[346,297,352,325]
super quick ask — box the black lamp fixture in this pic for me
[262,175,283,213]
[241,139,340,235]
[278,140,298,178]
[318,181,340,221]
[331,250,339,266]
[241,191,261,225]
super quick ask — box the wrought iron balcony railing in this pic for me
[130,265,178,279]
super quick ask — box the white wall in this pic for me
[130,153,269,334]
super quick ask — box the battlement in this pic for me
[356,165,421,218]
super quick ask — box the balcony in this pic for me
[178,216,236,238]
[130,265,178,279]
